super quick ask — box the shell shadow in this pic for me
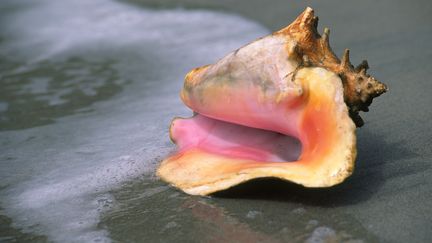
[212,129,421,207]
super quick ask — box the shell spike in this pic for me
[321,27,330,46]
[341,49,351,68]
[285,7,317,33]
[355,60,369,72]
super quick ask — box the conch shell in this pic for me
[157,7,387,195]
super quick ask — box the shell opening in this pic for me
[171,114,302,163]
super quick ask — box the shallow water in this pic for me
[1,0,431,242]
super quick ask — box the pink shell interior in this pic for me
[172,114,301,163]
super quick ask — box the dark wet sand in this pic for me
[122,0,432,242]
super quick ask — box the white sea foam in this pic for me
[0,0,268,242]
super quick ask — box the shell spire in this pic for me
[277,7,387,127]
